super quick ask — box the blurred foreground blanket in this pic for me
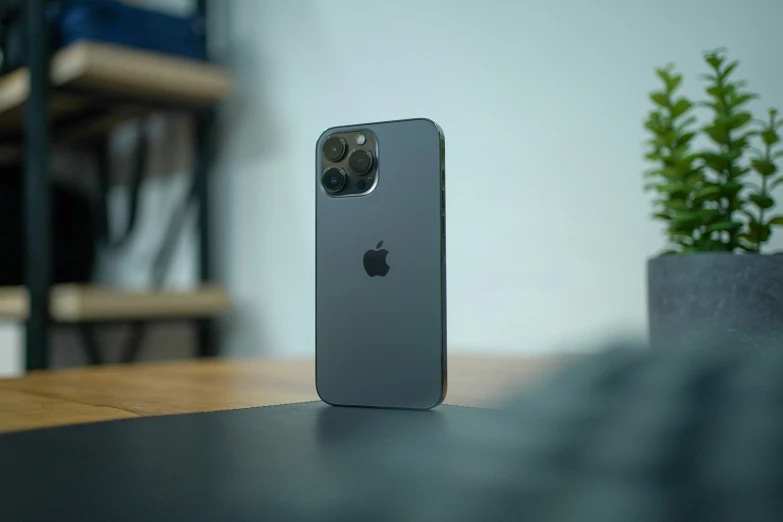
[268,341,782,522]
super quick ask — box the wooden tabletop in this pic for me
[0,284,230,322]
[0,356,563,434]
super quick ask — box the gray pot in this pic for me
[647,253,783,350]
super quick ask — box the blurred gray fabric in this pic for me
[269,341,783,522]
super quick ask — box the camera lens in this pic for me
[348,150,374,175]
[323,136,347,162]
[322,167,348,194]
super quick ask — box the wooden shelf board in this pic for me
[0,41,233,144]
[0,284,230,322]
[0,40,232,112]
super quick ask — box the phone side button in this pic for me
[441,214,446,236]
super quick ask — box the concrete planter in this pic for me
[647,253,783,350]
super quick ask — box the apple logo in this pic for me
[363,241,390,277]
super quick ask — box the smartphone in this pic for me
[315,118,447,409]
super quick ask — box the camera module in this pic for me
[348,150,374,175]
[322,136,347,162]
[322,167,348,194]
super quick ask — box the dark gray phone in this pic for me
[315,118,447,409]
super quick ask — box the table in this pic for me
[0,356,561,434]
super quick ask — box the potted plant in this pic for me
[644,49,783,350]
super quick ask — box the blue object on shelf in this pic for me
[55,0,206,61]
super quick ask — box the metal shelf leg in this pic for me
[195,0,216,358]
[24,0,52,371]
[195,110,216,358]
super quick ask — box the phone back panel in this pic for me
[315,118,446,409]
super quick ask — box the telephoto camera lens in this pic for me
[348,150,374,175]
[322,167,348,194]
[323,136,347,162]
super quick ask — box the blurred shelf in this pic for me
[0,40,233,144]
[0,284,230,322]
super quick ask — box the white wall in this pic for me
[210,0,783,357]
[4,0,778,372]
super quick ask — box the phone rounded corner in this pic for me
[427,391,448,410]
[419,378,448,410]
[314,376,339,407]
[421,388,447,411]
[416,118,444,140]
[316,125,342,152]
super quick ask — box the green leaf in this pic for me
[732,130,757,149]
[696,100,718,111]
[654,169,677,181]
[671,98,692,118]
[720,60,739,80]
[644,119,663,134]
[726,148,744,162]
[662,200,689,211]
[704,124,729,145]
[655,67,671,83]
[671,211,704,225]
[693,185,721,201]
[652,212,672,221]
[730,165,751,178]
[701,152,727,172]
[706,85,726,98]
[655,67,682,92]
[752,159,777,176]
[705,221,743,233]
[698,208,723,221]
[762,129,780,145]
[655,183,688,194]
[704,239,731,252]
[771,177,783,190]
[730,112,753,129]
[720,181,744,197]
[676,116,697,132]
[675,132,696,147]
[652,135,676,149]
[649,92,669,108]
[767,216,783,227]
[704,50,726,69]
[750,193,775,209]
[774,150,783,160]
[729,93,758,109]
[669,231,694,242]
[749,220,772,243]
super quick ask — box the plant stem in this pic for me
[757,124,773,252]
[714,72,740,251]
[758,176,768,252]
